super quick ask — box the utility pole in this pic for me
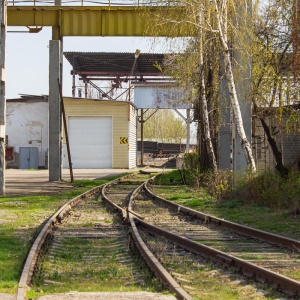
[0,0,6,194]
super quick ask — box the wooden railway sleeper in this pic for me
[144,181,300,251]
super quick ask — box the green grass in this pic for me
[2,169,300,297]
[152,179,300,241]
[154,169,193,185]
[33,236,161,296]
[0,173,129,294]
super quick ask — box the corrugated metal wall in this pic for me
[253,114,300,171]
[63,97,136,169]
[128,103,137,169]
[253,116,276,170]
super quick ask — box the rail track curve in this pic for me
[17,172,300,300]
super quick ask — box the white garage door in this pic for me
[68,116,112,168]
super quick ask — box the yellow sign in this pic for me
[120,137,128,144]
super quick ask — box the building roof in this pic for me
[64,52,165,77]
[7,94,48,102]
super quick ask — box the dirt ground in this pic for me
[4,168,130,195]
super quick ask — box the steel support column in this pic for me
[0,0,6,195]
[140,109,144,165]
[186,109,190,153]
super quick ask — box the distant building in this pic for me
[6,95,137,169]
[6,95,48,169]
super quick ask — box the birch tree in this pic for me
[145,1,219,171]
[198,4,218,172]
[145,0,256,171]
[212,0,256,171]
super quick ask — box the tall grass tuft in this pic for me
[187,160,300,214]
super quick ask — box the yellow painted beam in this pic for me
[7,6,159,37]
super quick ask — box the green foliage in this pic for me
[138,109,186,143]
[203,169,233,202]
[154,169,193,185]
[203,168,300,213]
[183,152,203,188]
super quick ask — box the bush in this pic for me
[203,169,233,201]
[202,168,300,212]
[183,152,203,188]
[230,170,300,212]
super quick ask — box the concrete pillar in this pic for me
[49,40,62,181]
[0,0,6,194]
[233,75,252,171]
[219,1,252,172]
[218,82,232,169]
[219,66,251,172]
[232,1,252,171]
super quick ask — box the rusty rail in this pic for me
[101,178,193,300]
[128,183,192,300]
[144,181,300,251]
[17,185,103,300]
[134,217,300,298]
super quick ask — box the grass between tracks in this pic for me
[0,173,129,294]
[1,168,300,298]
[152,170,300,241]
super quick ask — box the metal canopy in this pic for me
[64,52,166,77]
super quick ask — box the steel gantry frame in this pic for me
[4,4,182,189]
[8,6,148,39]
[0,2,252,194]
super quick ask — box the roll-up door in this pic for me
[67,116,112,168]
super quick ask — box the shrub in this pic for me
[203,169,233,202]
[202,168,300,212]
[183,152,203,188]
[233,170,300,212]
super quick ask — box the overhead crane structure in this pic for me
[0,0,187,194]
[0,0,251,195]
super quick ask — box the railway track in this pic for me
[18,172,300,300]
[17,173,165,300]
[129,180,300,298]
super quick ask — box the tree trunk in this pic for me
[213,0,256,171]
[259,117,288,178]
[198,5,218,172]
[253,104,289,178]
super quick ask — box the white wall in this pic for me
[6,100,48,167]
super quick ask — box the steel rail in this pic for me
[128,183,192,300]
[101,178,192,300]
[144,181,300,251]
[101,179,128,220]
[101,175,300,298]
[134,216,300,298]
[17,185,103,300]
